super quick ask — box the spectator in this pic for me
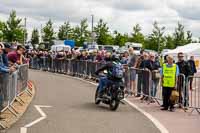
[121,51,129,64]
[56,51,65,73]
[51,51,57,72]
[93,50,97,61]
[2,43,12,67]
[46,52,52,71]
[7,45,25,66]
[104,52,112,63]
[161,55,179,112]
[0,43,16,73]
[38,51,44,69]
[86,51,93,61]
[149,53,160,101]
[140,52,150,100]
[122,51,130,93]
[135,50,145,97]
[96,51,103,62]
[188,55,197,91]
[176,52,192,107]
[127,47,137,95]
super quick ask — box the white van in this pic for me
[125,42,142,55]
[51,44,71,52]
[103,45,119,53]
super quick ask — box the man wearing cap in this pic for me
[161,55,179,112]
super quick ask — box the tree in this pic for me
[58,21,72,40]
[3,10,25,43]
[0,21,5,41]
[31,28,39,48]
[105,34,114,45]
[72,19,90,46]
[42,19,54,48]
[173,22,186,47]
[165,35,175,49]
[186,30,192,44]
[113,31,127,47]
[94,19,112,45]
[145,21,165,52]
[129,24,145,44]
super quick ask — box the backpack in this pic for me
[111,62,124,79]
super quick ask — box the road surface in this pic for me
[6,70,160,133]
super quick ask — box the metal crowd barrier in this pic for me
[124,67,188,107]
[187,76,200,114]
[0,73,10,112]
[0,64,29,118]
[125,68,153,101]
[17,64,29,96]
[29,57,199,114]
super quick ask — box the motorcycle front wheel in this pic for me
[109,99,119,111]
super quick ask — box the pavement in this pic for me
[5,70,160,133]
[127,96,200,133]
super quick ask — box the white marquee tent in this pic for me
[165,43,200,72]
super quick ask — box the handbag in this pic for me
[170,90,179,102]
[152,70,161,79]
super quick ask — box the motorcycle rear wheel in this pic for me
[95,89,101,105]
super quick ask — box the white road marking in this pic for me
[124,99,169,133]
[20,105,52,133]
[66,75,169,133]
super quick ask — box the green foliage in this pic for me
[144,21,165,52]
[31,28,39,48]
[186,30,192,44]
[164,35,174,49]
[173,22,186,47]
[94,19,112,45]
[42,19,55,48]
[129,24,145,45]
[3,10,25,43]
[58,21,72,40]
[113,31,128,47]
[172,22,193,48]
[0,21,5,41]
[0,10,198,50]
[72,19,90,46]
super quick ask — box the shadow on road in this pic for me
[70,102,139,113]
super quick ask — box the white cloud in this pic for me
[0,0,200,40]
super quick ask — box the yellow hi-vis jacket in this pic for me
[163,63,177,87]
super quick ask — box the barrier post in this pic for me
[187,76,200,114]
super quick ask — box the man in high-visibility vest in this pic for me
[161,55,179,112]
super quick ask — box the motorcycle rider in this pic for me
[95,55,124,98]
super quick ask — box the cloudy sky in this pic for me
[0,0,200,40]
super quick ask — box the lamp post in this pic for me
[24,17,27,45]
[91,14,94,44]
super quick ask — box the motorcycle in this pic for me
[95,73,125,111]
